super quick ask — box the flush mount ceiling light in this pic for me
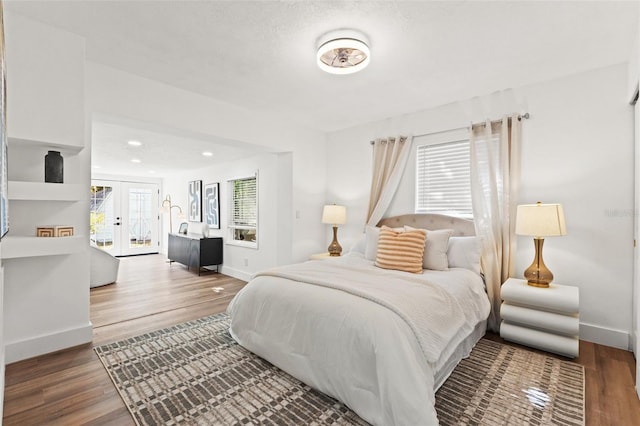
[128,140,142,146]
[316,30,370,75]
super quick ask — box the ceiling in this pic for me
[5,1,638,177]
[91,119,270,178]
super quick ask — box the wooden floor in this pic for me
[3,255,246,425]
[3,254,640,425]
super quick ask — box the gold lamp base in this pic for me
[327,225,342,257]
[524,237,553,288]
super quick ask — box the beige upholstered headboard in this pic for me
[377,214,475,237]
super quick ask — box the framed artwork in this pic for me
[204,182,220,229]
[188,180,202,222]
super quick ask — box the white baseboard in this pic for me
[5,322,93,364]
[580,322,630,350]
[220,266,252,282]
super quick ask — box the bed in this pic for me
[227,214,491,425]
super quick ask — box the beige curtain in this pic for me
[366,136,413,226]
[470,114,521,331]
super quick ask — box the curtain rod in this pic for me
[369,112,530,144]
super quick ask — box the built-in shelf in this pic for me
[1,235,86,259]
[7,136,84,154]
[8,181,86,201]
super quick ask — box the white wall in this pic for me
[162,152,291,281]
[630,3,640,398]
[635,100,640,399]
[3,13,91,363]
[5,15,84,147]
[85,62,328,264]
[327,63,634,349]
[628,21,639,104]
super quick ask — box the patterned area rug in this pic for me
[95,313,584,426]
[435,337,584,425]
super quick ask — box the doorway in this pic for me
[90,180,160,256]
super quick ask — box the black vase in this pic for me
[45,150,63,183]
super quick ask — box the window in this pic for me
[228,175,258,247]
[415,135,472,218]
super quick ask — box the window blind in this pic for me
[415,140,472,217]
[230,177,257,227]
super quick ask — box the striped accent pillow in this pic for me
[375,225,427,274]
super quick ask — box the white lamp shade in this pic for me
[322,205,347,225]
[516,203,567,237]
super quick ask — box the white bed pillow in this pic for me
[364,226,380,260]
[447,236,482,275]
[404,226,452,271]
[349,233,367,254]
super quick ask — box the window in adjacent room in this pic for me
[228,174,258,247]
[415,129,472,218]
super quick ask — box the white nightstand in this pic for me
[500,277,579,358]
[309,252,332,260]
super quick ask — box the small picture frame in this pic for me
[178,222,188,234]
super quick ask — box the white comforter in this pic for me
[227,254,490,425]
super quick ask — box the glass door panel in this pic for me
[121,183,159,256]
[91,180,159,256]
[90,183,117,255]
[128,188,152,248]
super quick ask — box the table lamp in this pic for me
[515,202,567,287]
[322,204,347,256]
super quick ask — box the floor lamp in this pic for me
[160,194,186,233]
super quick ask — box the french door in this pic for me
[90,180,160,256]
